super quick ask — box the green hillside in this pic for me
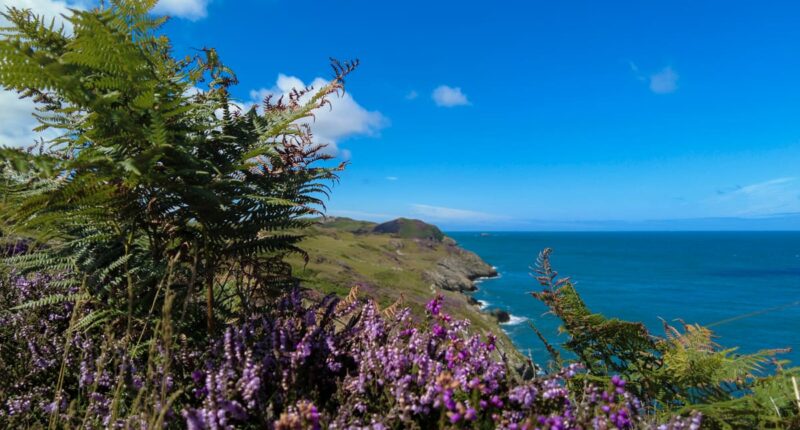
[314,216,377,233]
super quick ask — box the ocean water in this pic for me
[447,232,800,365]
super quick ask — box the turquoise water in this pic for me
[447,232,800,365]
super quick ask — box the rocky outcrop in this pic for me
[488,309,510,323]
[425,244,498,292]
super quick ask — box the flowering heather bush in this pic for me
[1,272,701,429]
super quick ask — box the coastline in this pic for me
[430,238,533,376]
[287,221,534,377]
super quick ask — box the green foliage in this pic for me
[531,247,800,429]
[0,0,350,337]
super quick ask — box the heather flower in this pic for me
[1,274,700,430]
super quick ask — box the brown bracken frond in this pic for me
[336,284,360,313]
[382,293,405,318]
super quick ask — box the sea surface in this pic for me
[447,232,800,365]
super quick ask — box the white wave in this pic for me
[478,300,490,310]
[474,272,501,284]
[500,314,528,326]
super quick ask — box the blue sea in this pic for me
[447,232,800,365]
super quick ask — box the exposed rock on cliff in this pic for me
[489,309,511,323]
[425,245,498,292]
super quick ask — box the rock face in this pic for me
[425,246,498,292]
[489,309,510,323]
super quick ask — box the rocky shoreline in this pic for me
[430,242,535,378]
[425,240,498,292]
[427,238,515,325]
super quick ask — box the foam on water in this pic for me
[501,314,528,326]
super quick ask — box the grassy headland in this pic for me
[286,217,530,370]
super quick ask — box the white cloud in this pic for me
[0,0,213,149]
[0,0,90,31]
[628,61,643,78]
[0,0,210,23]
[733,177,795,196]
[0,91,45,148]
[0,0,85,148]
[649,66,679,94]
[385,176,398,181]
[411,204,507,221]
[152,0,210,21]
[248,74,387,158]
[405,90,418,100]
[431,85,470,107]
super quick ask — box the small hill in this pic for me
[372,218,445,241]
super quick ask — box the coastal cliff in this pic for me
[311,216,498,293]
[288,217,531,375]
[425,246,498,292]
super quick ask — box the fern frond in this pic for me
[8,292,89,312]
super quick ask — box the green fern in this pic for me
[8,292,89,312]
[1,0,351,338]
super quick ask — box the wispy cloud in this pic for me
[411,204,507,221]
[385,176,399,181]
[712,177,800,216]
[721,177,796,197]
[431,85,470,107]
[405,90,418,100]
[628,61,645,80]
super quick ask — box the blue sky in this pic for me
[3,0,800,230]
